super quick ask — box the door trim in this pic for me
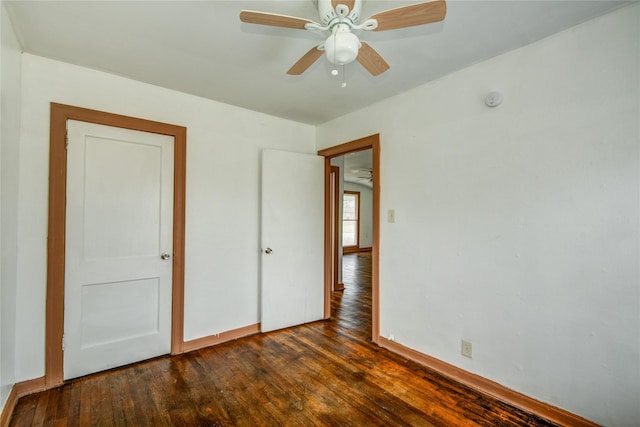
[330,166,340,291]
[46,103,187,387]
[318,134,380,343]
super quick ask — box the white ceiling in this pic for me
[5,0,629,125]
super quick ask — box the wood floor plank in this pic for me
[64,382,80,427]
[11,394,38,427]
[258,332,395,426]
[274,331,435,426]
[126,366,156,425]
[107,371,132,426]
[10,253,561,426]
[182,353,237,425]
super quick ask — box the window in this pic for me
[343,191,360,248]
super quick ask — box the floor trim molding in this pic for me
[183,323,261,353]
[378,337,598,427]
[13,377,47,398]
[0,377,48,427]
[0,387,17,427]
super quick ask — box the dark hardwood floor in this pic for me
[10,252,558,426]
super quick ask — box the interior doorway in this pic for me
[46,103,187,387]
[329,151,373,289]
[318,134,380,343]
[63,120,175,380]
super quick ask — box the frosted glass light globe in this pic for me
[325,31,360,65]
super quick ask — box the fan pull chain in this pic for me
[330,66,346,88]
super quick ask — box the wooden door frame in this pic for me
[318,134,380,343]
[46,103,187,387]
[330,166,340,291]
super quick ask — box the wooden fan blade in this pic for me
[369,0,446,32]
[240,10,314,30]
[331,0,355,12]
[287,46,325,75]
[357,42,390,76]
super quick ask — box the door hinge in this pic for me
[65,130,69,150]
[62,333,65,351]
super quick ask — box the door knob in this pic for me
[264,248,273,254]
[161,252,171,260]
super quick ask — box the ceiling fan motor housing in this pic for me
[317,0,363,26]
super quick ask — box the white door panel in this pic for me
[64,120,174,380]
[81,137,163,259]
[261,149,324,333]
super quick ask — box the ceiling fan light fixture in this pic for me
[325,31,360,65]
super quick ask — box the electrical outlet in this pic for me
[461,340,473,358]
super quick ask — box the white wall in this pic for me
[344,182,372,249]
[15,54,315,381]
[0,0,22,410]
[317,5,639,426]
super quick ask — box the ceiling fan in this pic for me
[356,169,373,183]
[239,0,446,76]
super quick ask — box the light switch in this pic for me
[388,209,395,223]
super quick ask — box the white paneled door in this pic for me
[64,120,174,380]
[261,149,325,332]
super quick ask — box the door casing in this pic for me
[330,165,340,291]
[46,103,187,387]
[319,134,380,343]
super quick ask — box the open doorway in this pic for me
[342,150,373,255]
[319,134,380,343]
[330,150,373,286]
